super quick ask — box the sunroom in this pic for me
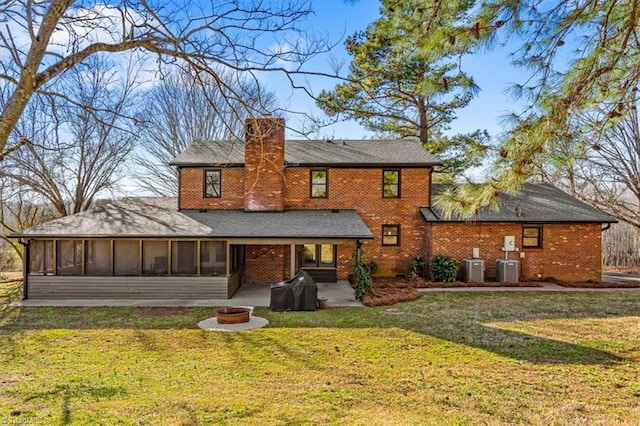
[12,198,373,300]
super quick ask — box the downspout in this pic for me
[355,240,362,263]
[601,223,611,231]
[18,239,28,300]
[177,167,182,211]
[428,168,434,207]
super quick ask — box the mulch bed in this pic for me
[360,274,640,308]
[412,280,544,288]
[361,287,422,307]
[373,277,544,288]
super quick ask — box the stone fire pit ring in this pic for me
[198,306,269,332]
[216,306,251,324]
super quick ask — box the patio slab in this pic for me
[20,281,363,308]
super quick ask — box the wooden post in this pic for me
[290,244,296,278]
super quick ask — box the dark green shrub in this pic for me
[408,255,426,277]
[430,254,459,282]
[366,260,378,275]
[352,259,373,300]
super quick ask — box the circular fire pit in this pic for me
[216,307,251,324]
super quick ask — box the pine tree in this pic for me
[316,0,489,179]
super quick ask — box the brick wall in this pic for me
[243,242,358,283]
[179,168,244,210]
[243,117,285,211]
[244,245,290,282]
[181,165,432,279]
[429,222,603,282]
[284,167,430,277]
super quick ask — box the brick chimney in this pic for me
[243,117,285,211]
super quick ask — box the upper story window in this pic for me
[383,170,400,198]
[523,225,543,248]
[310,170,328,198]
[204,169,221,198]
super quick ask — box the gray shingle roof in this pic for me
[170,139,442,167]
[422,183,617,223]
[11,198,374,239]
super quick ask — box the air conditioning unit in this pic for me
[464,259,484,282]
[496,260,519,282]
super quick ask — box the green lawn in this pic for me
[1,288,639,425]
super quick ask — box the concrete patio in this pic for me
[20,280,363,308]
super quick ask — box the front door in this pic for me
[301,244,337,282]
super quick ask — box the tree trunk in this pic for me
[0,0,72,154]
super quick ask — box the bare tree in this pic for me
[602,221,640,269]
[537,98,640,228]
[0,0,331,158]
[1,56,138,216]
[0,179,56,263]
[134,68,277,196]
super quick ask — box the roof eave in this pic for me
[10,233,375,240]
[425,218,619,224]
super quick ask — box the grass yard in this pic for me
[1,288,640,425]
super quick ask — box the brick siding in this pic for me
[244,245,290,282]
[429,222,603,282]
[177,117,604,283]
[179,168,244,210]
[243,242,357,283]
[243,117,285,211]
[284,168,430,277]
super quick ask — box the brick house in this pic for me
[12,117,616,300]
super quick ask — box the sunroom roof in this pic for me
[11,198,374,240]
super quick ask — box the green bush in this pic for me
[430,254,459,282]
[352,259,373,300]
[408,255,426,277]
[366,260,378,275]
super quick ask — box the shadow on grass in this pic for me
[1,292,639,366]
[20,383,127,425]
[263,291,640,366]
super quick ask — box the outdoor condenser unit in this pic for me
[496,259,520,283]
[464,259,485,283]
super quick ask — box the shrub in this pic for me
[366,260,378,275]
[408,255,426,277]
[352,258,374,300]
[430,254,459,282]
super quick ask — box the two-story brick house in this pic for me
[12,117,616,300]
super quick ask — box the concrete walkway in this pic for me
[602,272,640,285]
[418,282,640,293]
[15,279,640,308]
[19,281,363,308]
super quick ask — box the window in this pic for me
[142,240,168,275]
[200,241,226,275]
[29,240,54,275]
[85,240,111,276]
[383,170,400,198]
[301,244,336,267]
[522,225,543,248]
[56,240,82,275]
[114,240,140,276]
[204,169,221,198]
[171,241,197,274]
[310,170,328,198]
[382,225,400,246]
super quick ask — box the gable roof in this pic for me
[170,139,442,167]
[11,198,374,240]
[422,183,617,223]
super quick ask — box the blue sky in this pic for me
[267,0,526,141]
